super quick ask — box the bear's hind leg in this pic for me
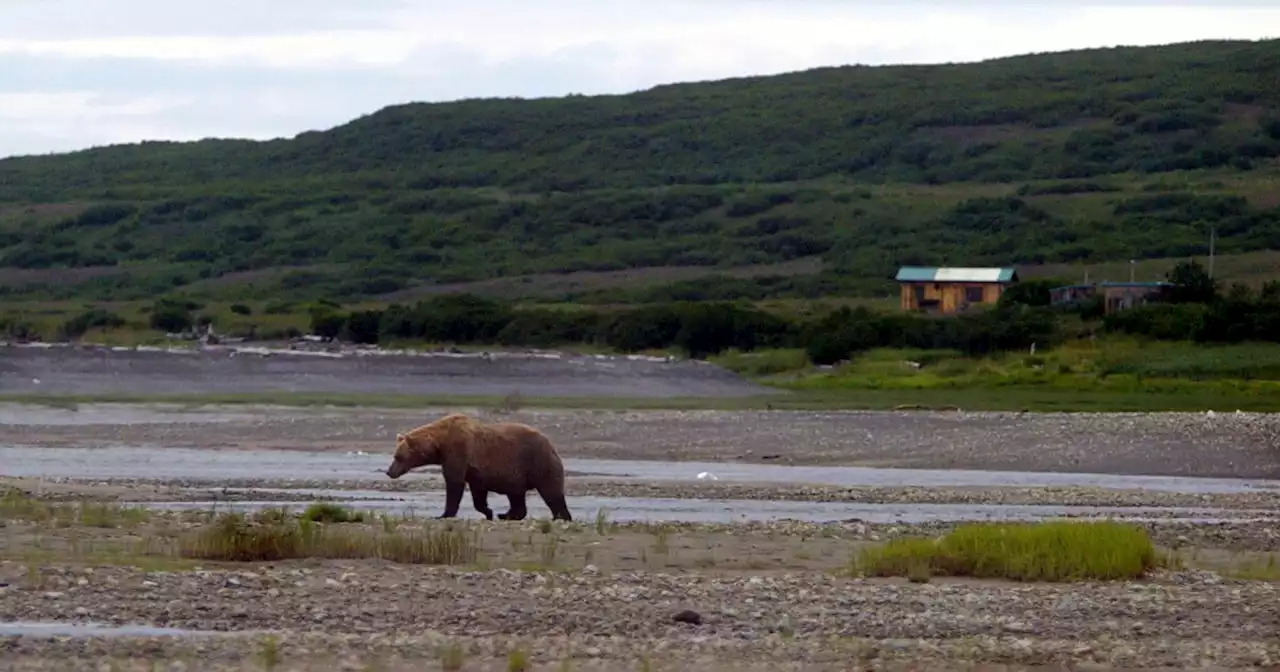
[538,487,573,522]
[470,487,494,520]
[498,492,527,521]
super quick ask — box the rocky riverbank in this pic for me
[1,563,1277,671]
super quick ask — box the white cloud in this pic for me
[0,0,1278,158]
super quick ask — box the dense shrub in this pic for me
[148,299,195,333]
[59,308,126,339]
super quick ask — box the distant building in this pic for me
[894,266,1019,315]
[1098,281,1174,314]
[1049,281,1174,314]
[1048,283,1098,307]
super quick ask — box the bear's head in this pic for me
[384,432,441,479]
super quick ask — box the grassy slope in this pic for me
[0,40,1278,303]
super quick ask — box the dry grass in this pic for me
[1021,249,1280,289]
[4,489,1272,584]
[1,487,151,529]
[177,509,480,565]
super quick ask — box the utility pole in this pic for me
[1129,259,1135,282]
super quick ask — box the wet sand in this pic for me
[0,343,773,399]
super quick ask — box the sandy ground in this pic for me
[3,401,1280,479]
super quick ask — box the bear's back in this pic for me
[467,422,562,493]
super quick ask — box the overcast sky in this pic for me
[1,1,1278,159]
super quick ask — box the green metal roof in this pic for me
[895,266,1019,283]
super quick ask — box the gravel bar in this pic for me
[3,403,1280,478]
[1,564,1277,670]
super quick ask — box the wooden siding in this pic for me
[899,281,1006,314]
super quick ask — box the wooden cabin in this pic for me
[895,266,1019,315]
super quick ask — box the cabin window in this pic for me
[965,286,984,303]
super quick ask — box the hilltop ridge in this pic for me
[0,38,1277,303]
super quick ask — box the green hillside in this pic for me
[1,39,1279,303]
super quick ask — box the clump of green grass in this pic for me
[301,502,365,523]
[709,348,811,377]
[507,645,531,672]
[852,521,1161,582]
[178,512,480,565]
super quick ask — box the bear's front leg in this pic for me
[438,480,465,519]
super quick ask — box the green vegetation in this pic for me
[0,40,1279,303]
[0,487,151,528]
[507,646,532,672]
[301,502,366,524]
[178,509,480,564]
[851,521,1163,582]
[774,341,1280,394]
[8,259,1280,413]
[438,641,467,672]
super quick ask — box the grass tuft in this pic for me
[439,641,466,672]
[178,512,480,565]
[593,508,613,535]
[0,489,151,528]
[852,521,1162,582]
[301,502,365,523]
[507,645,531,672]
[257,635,282,671]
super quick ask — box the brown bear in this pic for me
[383,412,573,522]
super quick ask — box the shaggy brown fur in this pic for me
[384,413,572,522]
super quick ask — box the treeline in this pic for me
[302,261,1280,361]
[27,260,1280,363]
[305,293,1061,363]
